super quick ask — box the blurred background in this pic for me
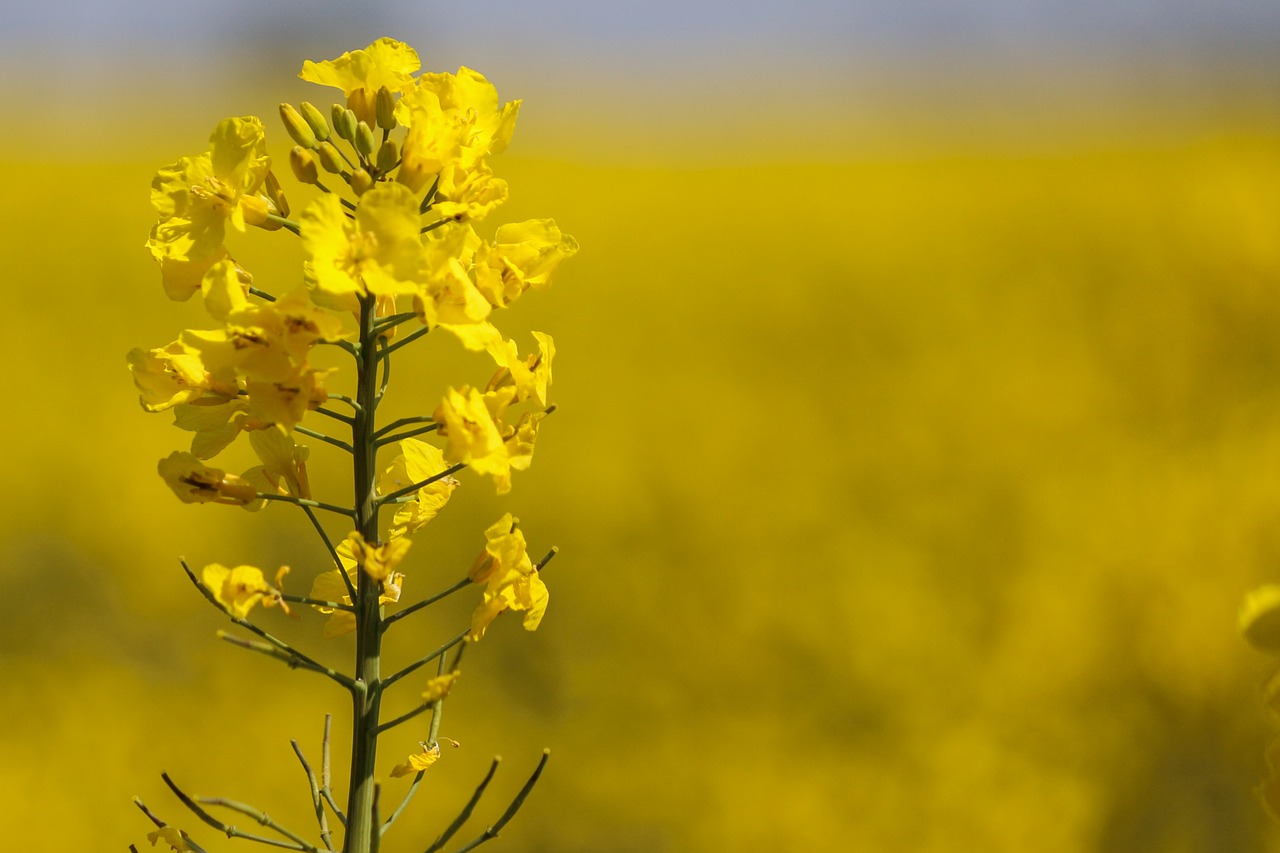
[2,2,1279,850]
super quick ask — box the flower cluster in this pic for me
[128,38,573,852]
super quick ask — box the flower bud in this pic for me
[279,103,316,149]
[317,140,345,174]
[299,102,330,141]
[375,86,397,130]
[348,87,377,127]
[376,139,399,174]
[290,146,319,184]
[354,121,376,159]
[332,105,357,141]
[350,168,374,196]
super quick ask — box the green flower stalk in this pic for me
[127,38,577,853]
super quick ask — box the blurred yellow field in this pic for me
[2,103,1279,850]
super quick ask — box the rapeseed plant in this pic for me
[127,38,576,853]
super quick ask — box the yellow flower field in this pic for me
[1,91,1279,850]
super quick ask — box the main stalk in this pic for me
[344,294,385,853]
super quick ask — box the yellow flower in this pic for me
[431,161,508,223]
[379,438,460,538]
[423,671,460,703]
[172,397,254,459]
[202,563,289,619]
[127,341,208,412]
[243,367,333,432]
[158,451,258,505]
[399,67,520,168]
[302,183,426,310]
[299,37,420,124]
[468,514,548,640]
[435,386,515,493]
[390,742,441,778]
[309,552,404,639]
[343,531,411,583]
[414,224,491,327]
[148,117,278,298]
[242,426,311,500]
[485,332,554,407]
[473,219,578,308]
[146,826,194,851]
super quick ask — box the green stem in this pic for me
[296,425,355,454]
[344,293,385,853]
[266,213,302,235]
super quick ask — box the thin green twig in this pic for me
[133,796,212,853]
[180,559,354,690]
[377,464,465,506]
[373,416,435,441]
[295,424,355,454]
[301,506,356,600]
[372,312,417,337]
[321,714,347,827]
[378,324,431,360]
[315,406,357,424]
[383,629,468,690]
[282,593,355,612]
[162,772,318,851]
[376,423,440,447]
[421,759,500,853]
[382,578,470,633]
[291,739,336,851]
[449,751,551,853]
[265,213,302,235]
[197,795,318,850]
[258,492,355,518]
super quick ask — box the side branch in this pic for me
[161,772,320,851]
[378,325,431,360]
[377,464,466,506]
[180,559,355,691]
[295,425,355,454]
[449,751,551,853]
[382,629,468,691]
[382,578,470,632]
[300,507,356,600]
[197,795,319,850]
[258,493,356,518]
[373,416,435,441]
[291,739,336,851]
[421,759,500,853]
[133,796,212,853]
